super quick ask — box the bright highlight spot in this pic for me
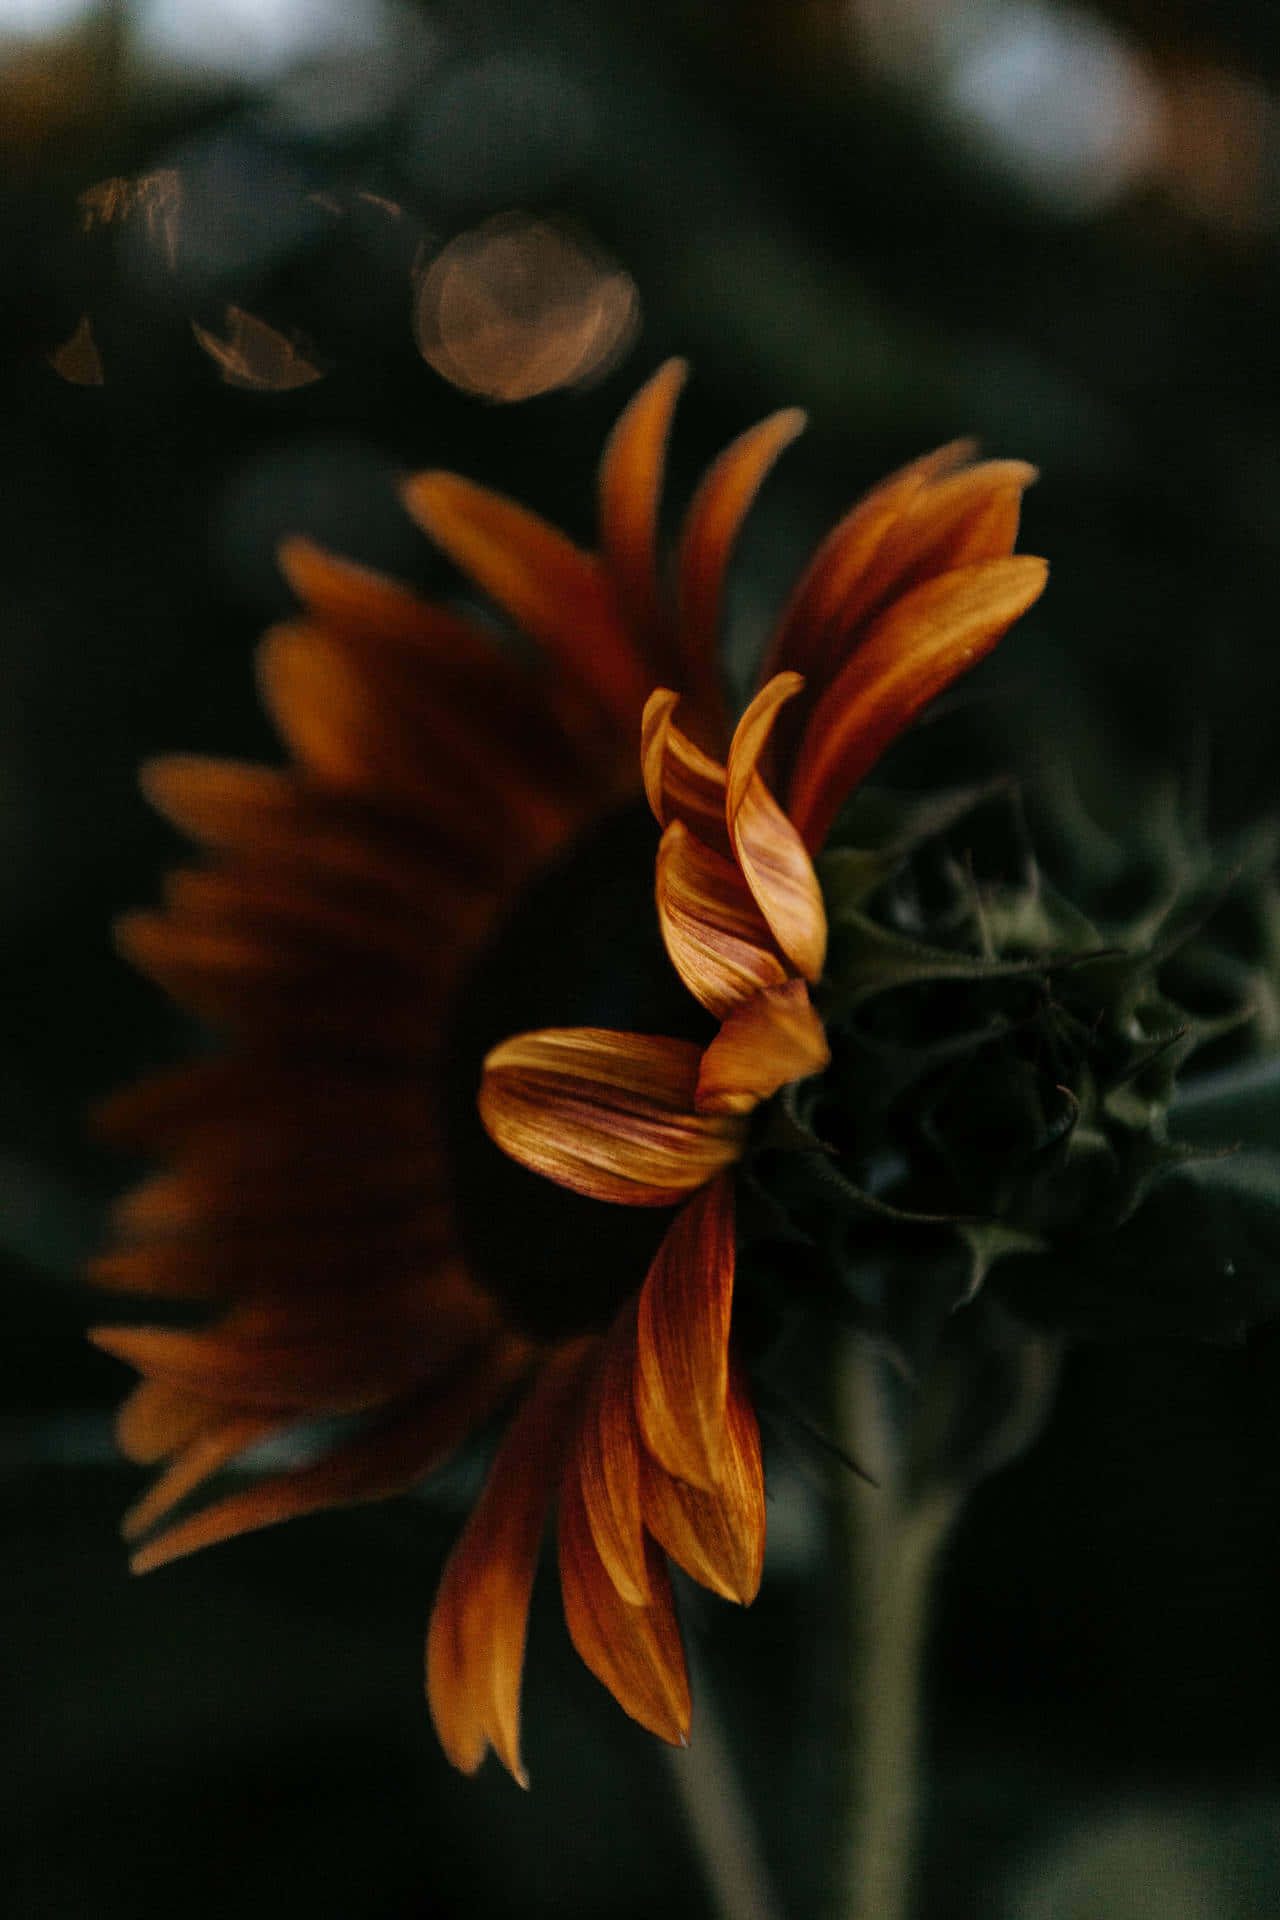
[0,0,96,34]
[413,214,640,404]
[133,0,385,82]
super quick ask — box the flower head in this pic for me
[92,361,1046,1782]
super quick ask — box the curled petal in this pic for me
[726,676,828,983]
[427,1340,595,1785]
[695,980,830,1115]
[788,556,1049,852]
[677,407,806,744]
[656,820,787,1019]
[558,1466,691,1747]
[403,472,648,729]
[597,358,687,668]
[635,1174,735,1492]
[577,1303,650,1606]
[480,1029,747,1206]
[129,1332,533,1576]
[641,690,732,856]
[640,1363,765,1604]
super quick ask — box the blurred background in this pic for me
[5,0,1280,1913]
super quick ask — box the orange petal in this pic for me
[676,407,806,745]
[558,1464,691,1747]
[122,1411,278,1541]
[427,1339,594,1784]
[479,1029,747,1207]
[725,675,828,983]
[655,819,787,1019]
[114,1379,218,1464]
[788,555,1049,851]
[635,1174,735,1492]
[763,439,977,695]
[576,1302,650,1606]
[403,472,648,729]
[639,1362,765,1604]
[641,689,732,857]
[130,1331,533,1576]
[695,979,830,1115]
[277,536,503,664]
[597,358,687,669]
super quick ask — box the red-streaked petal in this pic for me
[598,358,687,669]
[130,1331,534,1576]
[641,690,732,857]
[655,819,787,1019]
[725,675,827,983]
[558,1465,691,1747]
[676,407,807,746]
[403,472,648,729]
[639,1362,765,1604]
[479,1029,747,1207]
[764,439,977,694]
[635,1174,735,1492]
[576,1302,650,1606]
[695,979,831,1115]
[427,1339,595,1784]
[788,555,1049,851]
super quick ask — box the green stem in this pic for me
[833,1340,960,1920]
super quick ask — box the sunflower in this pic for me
[91,360,1046,1784]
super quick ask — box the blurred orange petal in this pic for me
[479,1029,747,1206]
[403,472,648,729]
[598,358,688,670]
[676,407,806,745]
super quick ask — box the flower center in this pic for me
[444,798,715,1339]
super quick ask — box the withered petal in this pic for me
[479,1029,747,1206]
[725,676,828,983]
[695,979,830,1115]
[635,1174,735,1492]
